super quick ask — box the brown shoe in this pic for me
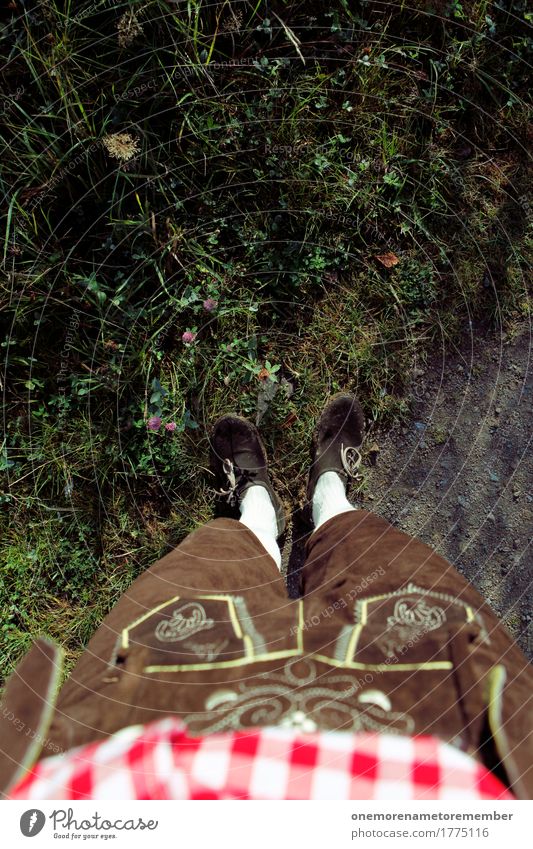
[210,414,286,536]
[306,393,365,505]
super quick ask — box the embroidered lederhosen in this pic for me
[83,580,484,747]
[34,513,533,798]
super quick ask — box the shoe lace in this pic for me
[340,443,363,480]
[217,458,254,506]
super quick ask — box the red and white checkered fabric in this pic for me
[9,718,513,800]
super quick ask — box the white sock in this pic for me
[312,470,356,529]
[239,485,282,570]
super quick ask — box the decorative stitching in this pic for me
[118,592,278,668]
[333,625,356,662]
[143,653,452,674]
[181,638,230,662]
[352,583,489,658]
[232,595,268,655]
[117,589,460,674]
[181,657,416,736]
[154,602,215,643]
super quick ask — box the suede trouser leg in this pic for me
[43,511,533,797]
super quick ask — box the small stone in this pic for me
[367,442,380,466]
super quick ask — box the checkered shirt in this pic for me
[9,717,513,800]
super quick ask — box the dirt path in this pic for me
[363,322,533,660]
[284,322,533,661]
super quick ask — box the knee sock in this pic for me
[312,470,356,529]
[239,485,282,570]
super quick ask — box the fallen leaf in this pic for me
[20,183,49,200]
[368,442,380,466]
[281,412,298,429]
[374,251,399,268]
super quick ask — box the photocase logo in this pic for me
[20,809,46,837]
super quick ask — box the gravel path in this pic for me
[285,322,533,661]
[363,323,533,660]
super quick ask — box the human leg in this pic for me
[46,415,289,751]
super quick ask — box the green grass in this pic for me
[1,0,531,679]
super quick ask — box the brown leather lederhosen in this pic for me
[1,511,532,798]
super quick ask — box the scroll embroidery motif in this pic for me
[376,596,446,659]
[182,657,415,736]
[154,602,214,643]
[354,583,488,660]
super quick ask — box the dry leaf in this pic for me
[375,252,399,268]
[281,412,298,429]
[368,442,380,466]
